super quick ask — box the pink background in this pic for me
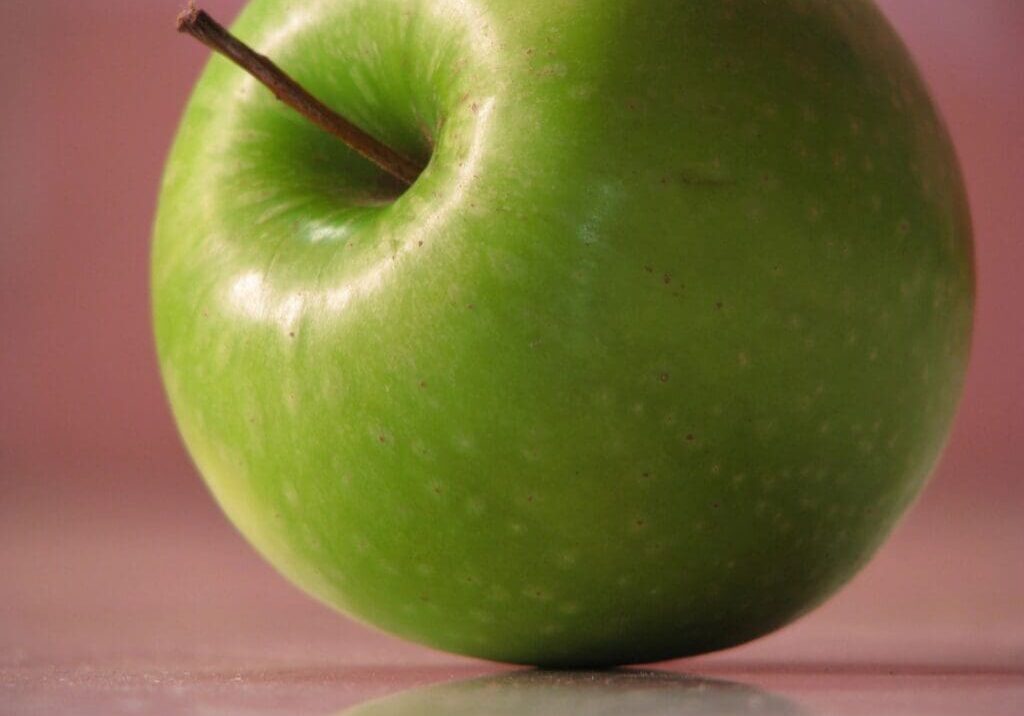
[1,0,1022,696]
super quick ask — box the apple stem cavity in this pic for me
[176,4,426,187]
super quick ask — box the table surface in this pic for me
[2,471,1021,715]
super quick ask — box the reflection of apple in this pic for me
[340,671,804,716]
[154,0,973,666]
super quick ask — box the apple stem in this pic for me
[176,4,425,186]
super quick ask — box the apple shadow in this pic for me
[331,668,807,715]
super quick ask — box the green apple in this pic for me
[153,0,973,666]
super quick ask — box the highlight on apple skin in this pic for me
[153,0,973,667]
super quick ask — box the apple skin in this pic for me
[153,0,973,666]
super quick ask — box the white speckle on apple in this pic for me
[520,446,540,462]
[379,562,399,577]
[557,550,578,568]
[454,433,476,453]
[569,83,594,100]
[469,609,494,624]
[283,387,299,415]
[301,525,321,551]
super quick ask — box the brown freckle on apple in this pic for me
[467,304,475,310]
[635,519,645,528]
[526,495,534,503]
[663,273,672,285]
[685,434,695,441]
[288,331,295,338]
[644,265,653,273]
[659,372,670,383]
[378,434,388,444]
[715,301,724,309]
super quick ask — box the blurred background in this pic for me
[1,0,1022,711]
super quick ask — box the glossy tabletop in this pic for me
[2,470,1021,715]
